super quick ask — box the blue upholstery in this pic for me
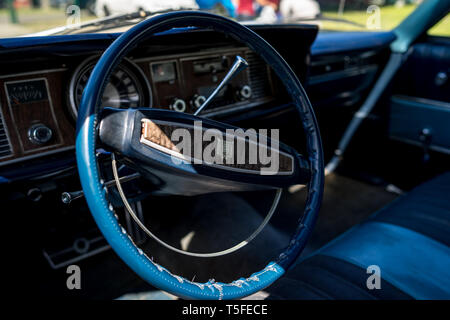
[318,222,450,299]
[267,172,450,299]
[370,172,450,246]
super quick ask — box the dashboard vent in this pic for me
[0,110,12,159]
[245,51,271,100]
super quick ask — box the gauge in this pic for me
[68,56,152,118]
[151,61,177,83]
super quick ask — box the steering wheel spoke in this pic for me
[98,107,310,196]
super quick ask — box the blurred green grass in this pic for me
[0,7,95,35]
[319,4,449,37]
[428,13,450,37]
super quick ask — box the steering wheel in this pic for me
[76,11,324,300]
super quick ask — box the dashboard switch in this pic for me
[28,124,53,145]
[191,95,206,109]
[239,85,252,100]
[170,98,187,113]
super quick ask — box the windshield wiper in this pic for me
[27,8,197,37]
[286,15,365,29]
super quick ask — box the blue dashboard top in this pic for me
[311,31,396,56]
[0,28,395,57]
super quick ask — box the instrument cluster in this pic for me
[0,47,275,167]
[68,48,274,118]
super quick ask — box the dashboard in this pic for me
[0,25,318,171]
[0,47,274,167]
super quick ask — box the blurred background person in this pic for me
[196,0,237,17]
[95,0,199,17]
[254,0,279,23]
[279,0,321,22]
[236,0,255,20]
[256,0,279,12]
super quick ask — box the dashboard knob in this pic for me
[170,98,187,113]
[239,85,252,100]
[435,71,448,87]
[191,95,206,109]
[28,124,53,145]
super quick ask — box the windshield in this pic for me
[0,0,447,38]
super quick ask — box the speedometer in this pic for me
[68,56,152,118]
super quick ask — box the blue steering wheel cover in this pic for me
[76,11,323,299]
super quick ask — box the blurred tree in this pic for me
[8,0,18,24]
[338,0,346,15]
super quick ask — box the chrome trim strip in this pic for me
[132,46,249,63]
[202,98,275,118]
[389,136,450,155]
[0,100,14,160]
[0,68,67,79]
[392,95,450,109]
[0,145,75,167]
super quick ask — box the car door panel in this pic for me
[389,39,450,155]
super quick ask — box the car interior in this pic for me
[1,1,449,300]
